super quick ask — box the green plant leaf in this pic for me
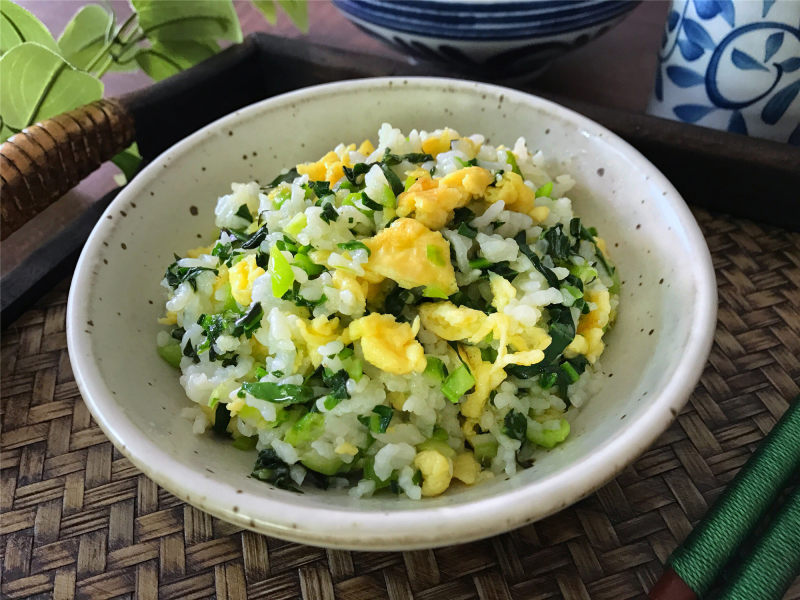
[0,42,103,135]
[252,0,277,25]
[132,0,242,44]
[277,0,308,32]
[58,4,113,69]
[135,40,219,81]
[111,142,141,183]
[0,0,59,56]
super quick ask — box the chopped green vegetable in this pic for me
[300,451,343,476]
[360,192,385,211]
[232,302,263,338]
[157,342,182,368]
[379,163,404,197]
[337,240,371,256]
[235,204,253,223]
[305,180,331,200]
[426,244,445,266]
[535,181,553,197]
[560,361,580,383]
[251,448,298,490]
[164,260,217,291]
[241,224,269,250]
[468,257,491,269]
[455,156,478,168]
[543,224,571,261]
[284,412,325,446]
[358,405,394,434]
[423,356,447,381]
[266,167,299,188]
[292,253,325,277]
[322,368,350,400]
[527,419,570,449]
[240,381,312,404]
[471,433,498,464]
[319,202,338,224]
[284,213,307,236]
[270,244,295,298]
[213,403,231,436]
[422,285,449,299]
[515,231,559,288]
[503,409,527,441]
[403,175,417,191]
[232,435,258,451]
[343,162,371,185]
[271,187,292,210]
[505,151,521,176]
[457,222,478,239]
[441,365,475,403]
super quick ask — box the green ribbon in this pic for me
[716,484,800,600]
[668,398,800,597]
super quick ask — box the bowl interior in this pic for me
[68,78,715,549]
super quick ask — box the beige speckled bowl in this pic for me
[67,77,716,550]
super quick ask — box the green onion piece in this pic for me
[232,435,258,451]
[370,405,393,433]
[270,245,295,298]
[284,213,307,236]
[527,418,571,449]
[471,433,498,464]
[272,187,292,209]
[505,151,522,176]
[403,175,417,191]
[468,257,491,269]
[431,426,449,442]
[284,412,325,446]
[536,182,553,198]
[292,253,325,277]
[560,361,580,383]
[426,244,445,266]
[337,240,371,256]
[539,371,558,389]
[235,204,253,223]
[378,184,396,208]
[157,342,182,368]
[423,286,449,299]
[323,395,342,410]
[254,366,268,379]
[441,365,475,403]
[212,403,231,436]
[423,356,447,381]
[337,347,354,360]
[344,357,363,382]
[503,409,527,441]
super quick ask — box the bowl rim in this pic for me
[67,76,717,550]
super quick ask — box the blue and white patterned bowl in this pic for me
[647,0,800,144]
[333,0,639,79]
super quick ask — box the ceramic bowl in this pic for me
[332,0,639,79]
[67,77,716,550]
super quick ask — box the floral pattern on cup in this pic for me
[648,0,800,145]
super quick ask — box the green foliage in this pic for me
[0,0,308,175]
[0,0,58,55]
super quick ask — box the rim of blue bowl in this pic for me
[333,0,636,40]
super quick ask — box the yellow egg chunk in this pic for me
[357,139,375,155]
[228,254,265,306]
[485,171,536,215]
[158,311,177,325]
[490,273,517,311]
[418,302,484,341]
[396,167,492,230]
[459,346,507,419]
[347,313,426,375]
[297,146,356,185]
[364,218,457,295]
[414,450,453,496]
[530,205,550,223]
[186,244,213,258]
[564,333,588,358]
[578,289,611,334]
[335,442,359,456]
[331,270,368,313]
[595,236,608,256]
[296,316,342,367]
[582,327,605,364]
[421,128,459,156]
[453,452,481,485]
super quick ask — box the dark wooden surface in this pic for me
[2,0,669,277]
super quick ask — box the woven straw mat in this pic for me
[2,207,799,600]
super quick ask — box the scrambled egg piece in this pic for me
[421,128,458,156]
[331,270,368,313]
[346,313,426,375]
[186,244,213,258]
[296,140,374,185]
[364,218,457,295]
[335,442,359,456]
[453,452,481,485]
[418,302,484,341]
[396,167,493,230]
[295,316,342,368]
[485,172,536,214]
[459,346,508,419]
[490,274,516,311]
[414,450,453,496]
[228,254,265,306]
[578,289,611,333]
[158,311,177,325]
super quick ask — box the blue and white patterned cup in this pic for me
[647,0,800,145]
